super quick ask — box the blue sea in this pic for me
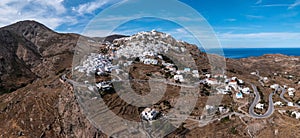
[206,48,300,59]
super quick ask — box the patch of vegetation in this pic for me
[229,126,238,134]
[220,116,230,123]
[160,54,174,64]
[164,72,173,79]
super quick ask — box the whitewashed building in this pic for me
[241,87,250,94]
[292,111,300,119]
[255,103,264,109]
[270,84,279,90]
[288,88,296,97]
[174,75,184,82]
[274,101,283,106]
[141,108,160,121]
[288,102,294,107]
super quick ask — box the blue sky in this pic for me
[0,0,300,48]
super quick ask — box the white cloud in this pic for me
[254,0,300,10]
[0,0,75,29]
[73,0,122,15]
[256,4,290,7]
[255,0,262,4]
[245,15,264,19]
[224,18,237,22]
[288,0,300,9]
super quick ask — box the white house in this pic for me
[206,78,218,85]
[157,55,163,59]
[218,106,228,114]
[225,86,231,91]
[270,84,279,90]
[176,70,185,75]
[255,103,264,109]
[192,70,199,75]
[231,77,237,81]
[241,87,250,94]
[263,77,269,83]
[292,111,300,119]
[184,68,191,72]
[250,72,256,75]
[205,105,214,110]
[229,81,238,91]
[288,88,296,92]
[141,108,159,121]
[193,73,200,78]
[288,88,296,97]
[174,75,184,82]
[238,79,244,85]
[167,67,176,72]
[192,70,200,78]
[224,79,230,84]
[205,74,211,78]
[288,102,294,107]
[274,101,283,106]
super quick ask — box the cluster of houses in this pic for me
[74,31,197,92]
[110,31,198,84]
[205,105,229,115]
[113,30,187,60]
[201,74,251,98]
[74,53,117,76]
[95,81,112,91]
[173,68,199,83]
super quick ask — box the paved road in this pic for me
[280,88,300,108]
[61,74,88,87]
[62,74,201,90]
[255,70,264,87]
[248,84,276,118]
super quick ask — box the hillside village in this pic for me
[71,31,300,125]
[71,30,300,124]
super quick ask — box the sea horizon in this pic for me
[204,47,300,59]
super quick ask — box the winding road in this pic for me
[248,84,276,118]
[63,72,296,120]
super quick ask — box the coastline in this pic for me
[205,48,300,59]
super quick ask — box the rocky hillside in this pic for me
[0,20,109,137]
